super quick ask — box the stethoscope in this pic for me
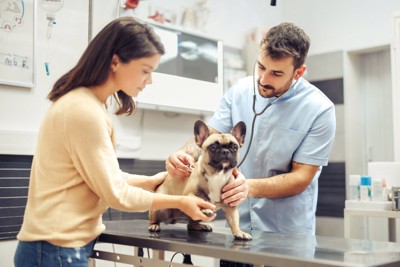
[237,62,299,168]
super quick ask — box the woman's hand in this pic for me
[127,171,168,192]
[165,151,194,180]
[221,168,249,207]
[152,194,217,222]
[147,171,168,191]
[178,196,217,222]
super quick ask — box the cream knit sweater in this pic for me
[17,87,154,247]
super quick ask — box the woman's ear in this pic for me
[111,54,120,73]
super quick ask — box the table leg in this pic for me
[344,210,351,238]
[153,249,165,261]
[388,218,397,242]
[363,216,369,240]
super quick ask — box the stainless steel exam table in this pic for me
[89,219,400,267]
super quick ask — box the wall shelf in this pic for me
[344,207,400,242]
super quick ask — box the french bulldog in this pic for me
[148,120,252,240]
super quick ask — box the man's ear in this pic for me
[294,65,306,80]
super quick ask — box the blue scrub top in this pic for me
[208,76,336,235]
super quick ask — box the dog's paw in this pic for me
[148,224,161,232]
[201,209,215,217]
[188,222,213,232]
[233,231,252,241]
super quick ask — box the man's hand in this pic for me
[221,168,249,206]
[165,151,194,180]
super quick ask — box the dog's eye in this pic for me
[231,144,238,151]
[209,144,217,151]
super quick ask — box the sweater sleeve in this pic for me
[65,99,154,212]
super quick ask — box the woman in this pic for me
[14,17,216,267]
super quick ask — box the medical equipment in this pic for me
[40,0,64,76]
[40,0,64,39]
[237,61,298,167]
[392,187,400,210]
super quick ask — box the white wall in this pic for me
[281,0,400,55]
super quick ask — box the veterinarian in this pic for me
[167,22,336,267]
[14,17,216,267]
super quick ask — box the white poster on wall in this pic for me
[0,0,35,87]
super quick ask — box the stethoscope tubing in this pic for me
[237,72,297,168]
[237,75,273,167]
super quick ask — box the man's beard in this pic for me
[257,77,294,98]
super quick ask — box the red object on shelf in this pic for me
[124,0,139,9]
[148,11,167,24]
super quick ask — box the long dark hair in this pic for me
[260,22,310,70]
[48,17,165,115]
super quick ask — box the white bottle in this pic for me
[360,176,371,201]
[372,178,383,202]
[349,175,360,200]
[382,178,388,201]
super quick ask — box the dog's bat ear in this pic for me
[194,120,210,147]
[231,121,246,146]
